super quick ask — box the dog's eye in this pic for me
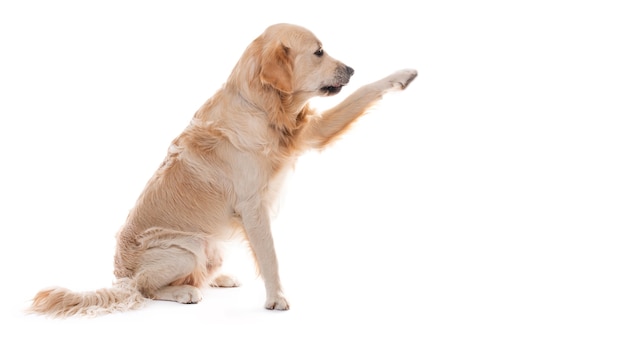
[314,48,324,57]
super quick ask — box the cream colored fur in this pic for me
[29,23,417,317]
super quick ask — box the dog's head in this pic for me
[239,23,354,97]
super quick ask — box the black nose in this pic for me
[346,66,355,77]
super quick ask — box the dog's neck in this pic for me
[227,81,307,133]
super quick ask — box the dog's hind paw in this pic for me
[152,285,203,304]
[210,274,240,288]
[176,287,203,304]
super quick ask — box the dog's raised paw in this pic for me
[376,68,418,92]
[388,68,418,90]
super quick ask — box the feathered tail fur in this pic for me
[28,278,146,317]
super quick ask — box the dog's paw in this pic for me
[210,274,241,288]
[265,294,290,311]
[379,68,418,92]
[174,286,203,304]
[153,285,203,304]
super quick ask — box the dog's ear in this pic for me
[259,43,293,94]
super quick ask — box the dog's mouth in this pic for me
[320,84,345,95]
[319,65,354,96]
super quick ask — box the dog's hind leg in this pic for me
[133,234,208,304]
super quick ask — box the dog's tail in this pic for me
[28,278,146,317]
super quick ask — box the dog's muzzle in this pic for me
[321,65,354,95]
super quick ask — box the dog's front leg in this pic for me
[308,68,418,148]
[238,201,289,310]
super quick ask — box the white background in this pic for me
[1,1,624,350]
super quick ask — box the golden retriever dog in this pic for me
[29,23,417,317]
